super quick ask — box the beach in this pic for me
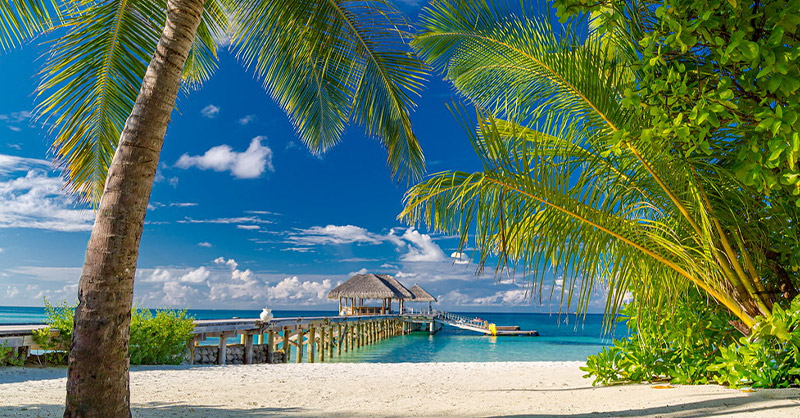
[1,362,798,417]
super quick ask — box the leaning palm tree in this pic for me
[5,0,428,415]
[401,0,790,332]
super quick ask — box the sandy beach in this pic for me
[0,361,798,417]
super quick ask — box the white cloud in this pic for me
[473,289,530,305]
[0,154,49,174]
[281,247,314,253]
[288,225,384,246]
[0,169,93,231]
[200,104,220,118]
[238,114,255,125]
[266,276,332,302]
[398,228,446,262]
[175,137,273,179]
[0,110,33,131]
[178,215,272,225]
[237,225,260,230]
[450,252,470,265]
[197,242,212,248]
[214,257,239,269]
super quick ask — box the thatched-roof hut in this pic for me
[408,284,436,313]
[328,273,413,315]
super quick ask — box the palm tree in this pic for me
[400,1,791,332]
[4,0,428,415]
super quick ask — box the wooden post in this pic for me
[328,327,334,358]
[283,328,291,363]
[257,333,264,345]
[240,334,246,344]
[217,333,227,365]
[308,327,316,363]
[244,333,254,364]
[267,330,274,363]
[297,330,305,363]
[319,327,326,362]
[337,324,343,355]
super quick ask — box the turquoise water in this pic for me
[0,306,623,362]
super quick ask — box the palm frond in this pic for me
[0,0,59,52]
[35,0,227,204]
[230,0,428,181]
[413,0,632,134]
[182,0,229,90]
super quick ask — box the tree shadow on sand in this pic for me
[487,389,800,417]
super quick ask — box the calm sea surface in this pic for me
[0,306,624,363]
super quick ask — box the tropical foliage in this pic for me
[32,299,195,366]
[400,0,799,389]
[13,0,429,203]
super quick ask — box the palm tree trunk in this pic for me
[64,0,205,416]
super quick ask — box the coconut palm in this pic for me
[4,0,428,415]
[401,0,790,331]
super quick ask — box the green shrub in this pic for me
[33,298,195,365]
[32,299,75,364]
[583,292,800,388]
[708,298,800,388]
[582,289,736,385]
[129,309,195,365]
[0,343,25,366]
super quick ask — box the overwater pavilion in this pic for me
[407,284,437,314]
[328,273,413,315]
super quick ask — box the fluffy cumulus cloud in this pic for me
[0,155,93,231]
[450,252,470,265]
[175,137,273,179]
[398,228,446,262]
[267,276,332,301]
[200,104,220,118]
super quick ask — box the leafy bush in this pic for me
[32,299,75,364]
[584,293,800,388]
[129,309,195,365]
[709,298,800,388]
[582,290,736,385]
[33,298,195,365]
[0,343,25,366]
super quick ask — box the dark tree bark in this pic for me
[64,0,205,416]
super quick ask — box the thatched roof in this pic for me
[408,284,437,302]
[327,273,413,300]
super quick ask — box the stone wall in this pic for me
[190,344,284,365]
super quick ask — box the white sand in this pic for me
[1,362,799,417]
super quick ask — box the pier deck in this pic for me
[1,310,537,366]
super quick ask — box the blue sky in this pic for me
[0,1,605,312]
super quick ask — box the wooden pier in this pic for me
[1,310,537,365]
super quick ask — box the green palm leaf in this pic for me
[230,0,428,181]
[34,0,228,204]
[0,0,59,52]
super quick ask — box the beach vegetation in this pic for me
[0,343,25,367]
[2,0,428,413]
[401,0,799,388]
[32,299,195,366]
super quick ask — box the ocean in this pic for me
[0,306,624,363]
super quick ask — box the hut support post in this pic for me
[337,325,343,355]
[328,327,334,358]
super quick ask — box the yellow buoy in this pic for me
[488,323,497,336]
